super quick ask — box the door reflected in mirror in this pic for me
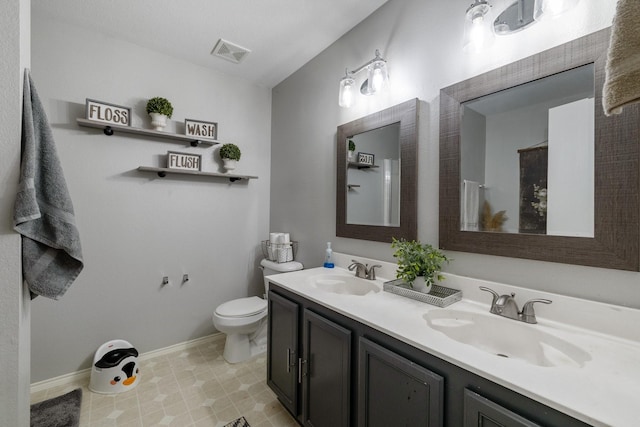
[347,123,401,227]
[460,64,595,237]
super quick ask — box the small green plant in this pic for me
[146,97,174,118]
[391,237,450,287]
[219,143,241,161]
[348,139,356,152]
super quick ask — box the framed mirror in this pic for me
[440,28,640,271]
[337,98,418,242]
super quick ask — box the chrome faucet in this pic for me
[479,286,552,324]
[348,260,382,280]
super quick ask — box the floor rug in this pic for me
[224,416,251,427]
[30,388,82,427]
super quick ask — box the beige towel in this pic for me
[603,0,640,116]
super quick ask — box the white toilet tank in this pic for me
[260,258,303,292]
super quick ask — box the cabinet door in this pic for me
[267,291,299,416]
[302,309,352,427]
[358,337,444,427]
[464,389,542,427]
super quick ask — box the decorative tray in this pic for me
[383,279,462,307]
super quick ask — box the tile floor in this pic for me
[30,337,299,427]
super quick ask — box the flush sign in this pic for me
[85,99,131,126]
[185,119,218,140]
[167,151,202,171]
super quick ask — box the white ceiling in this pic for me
[31,0,388,88]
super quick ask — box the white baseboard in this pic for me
[30,333,225,394]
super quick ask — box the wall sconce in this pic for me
[465,0,580,50]
[338,49,389,108]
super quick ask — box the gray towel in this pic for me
[603,0,640,116]
[13,69,84,300]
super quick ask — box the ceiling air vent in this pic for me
[211,39,251,64]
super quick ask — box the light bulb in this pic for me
[367,59,388,95]
[371,67,384,92]
[339,76,354,108]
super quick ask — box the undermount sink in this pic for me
[307,274,381,296]
[424,309,591,368]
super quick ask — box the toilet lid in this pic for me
[216,296,267,318]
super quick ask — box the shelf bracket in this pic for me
[103,126,114,136]
[190,140,202,147]
[157,171,167,178]
[229,177,241,182]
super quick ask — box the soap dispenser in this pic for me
[324,242,334,268]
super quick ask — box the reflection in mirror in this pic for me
[460,64,595,237]
[347,123,401,227]
[337,98,418,243]
[439,28,640,271]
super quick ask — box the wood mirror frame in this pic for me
[439,28,640,271]
[337,98,418,243]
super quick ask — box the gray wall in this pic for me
[0,0,31,424]
[29,13,272,382]
[270,0,638,308]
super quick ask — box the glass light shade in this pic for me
[339,75,355,108]
[366,60,388,95]
[540,0,579,16]
[463,0,494,52]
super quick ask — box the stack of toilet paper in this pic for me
[269,232,293,262]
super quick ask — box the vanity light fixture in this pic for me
[465,0,581,49]
[338,49,389,108]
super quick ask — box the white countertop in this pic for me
[266,253,640,427]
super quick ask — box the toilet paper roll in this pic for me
[278,245,294,263]
[282,233,290,243]
[269,232,281,244]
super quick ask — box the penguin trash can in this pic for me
[89,339,140,394]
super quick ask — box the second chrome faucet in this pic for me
[348,260,382,280]
[479,286,552,324]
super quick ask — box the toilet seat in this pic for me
[215,296,267,318]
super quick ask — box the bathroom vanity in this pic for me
[266,259,640,427]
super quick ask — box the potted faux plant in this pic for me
[219,143,241,171]
[146,97,174,131]
[391,237,450,293]
[348,139,356,162]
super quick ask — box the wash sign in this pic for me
[85,99,131,126]
[185,119,218,140]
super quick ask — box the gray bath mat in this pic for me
[224,416,251,427]
[30,388,82,427]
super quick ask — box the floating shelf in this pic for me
[137,166,258,182]
[77,118,219,147]
[348,161,379,169]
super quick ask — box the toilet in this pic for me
[213,258,303,363]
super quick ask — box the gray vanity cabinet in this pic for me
[302,310,351,427]
[267,289,352,427]
[267,291,300,415]
[463,389,541,427]
[358,337,444,427]
[268,283,590,427]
